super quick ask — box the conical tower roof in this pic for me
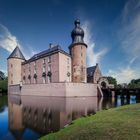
[7,46,25,60]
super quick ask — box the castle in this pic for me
[7,20,105,97]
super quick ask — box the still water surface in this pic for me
[0,95,139,140]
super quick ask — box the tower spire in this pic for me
[70,19,87,49]
[69,19,87,83]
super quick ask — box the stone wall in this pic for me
[65,83,98,96]
[8,83,98,97]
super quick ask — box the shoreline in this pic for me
[40,103,140,140]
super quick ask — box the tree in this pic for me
[107,76,117,87]
[0,71,7,93]
[0,71,5,80]
[128,79,140,88]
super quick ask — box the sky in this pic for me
[0,0,140,84]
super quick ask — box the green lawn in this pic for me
[40,103,140,140]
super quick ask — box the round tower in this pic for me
[7,46,25,86]
[69,19,87,83]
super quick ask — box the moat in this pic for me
[0,94,140,140]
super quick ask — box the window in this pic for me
[11,64,13,68]
[29,78,31,84]
[34,69,36,74]
[48,76,51,83]
[29,63,31,73]
[28,75,31,84]
[67,58,69,64]
[23,76,26,84]
[43,59,45,64]
[34,77,37,84]
[48,65,51,71]
[43,59,46,72]
[34,61,37,74]
[43,65,46,72]
[11,80,13,84]
[81,53,83,57]
[81,67,83,72]
[48,56,51,63]
[43,76,46,84]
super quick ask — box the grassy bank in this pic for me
[40,103,140,140]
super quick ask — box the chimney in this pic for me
[49,43,54,49]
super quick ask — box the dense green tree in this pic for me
[117,84,122,89]
[0,71,8,93]
[128,79,140,88]
[107,76,117,87]
[0,79,8,93]
[0,71,5,80]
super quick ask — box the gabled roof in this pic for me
[87,66,96,77]
[24,45,70,64]
[7,46,25,60]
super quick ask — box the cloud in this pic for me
[107,0,140,84]
[0,24,37,59]
[0,24,19,53]
[107,66,140,84]
[119,0,140,61]
[82,21,107,67]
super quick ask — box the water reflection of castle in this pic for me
[8,95,116,139]
[8,94,139,139]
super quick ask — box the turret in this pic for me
[69,19,87,83]
[7,46,25,86]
